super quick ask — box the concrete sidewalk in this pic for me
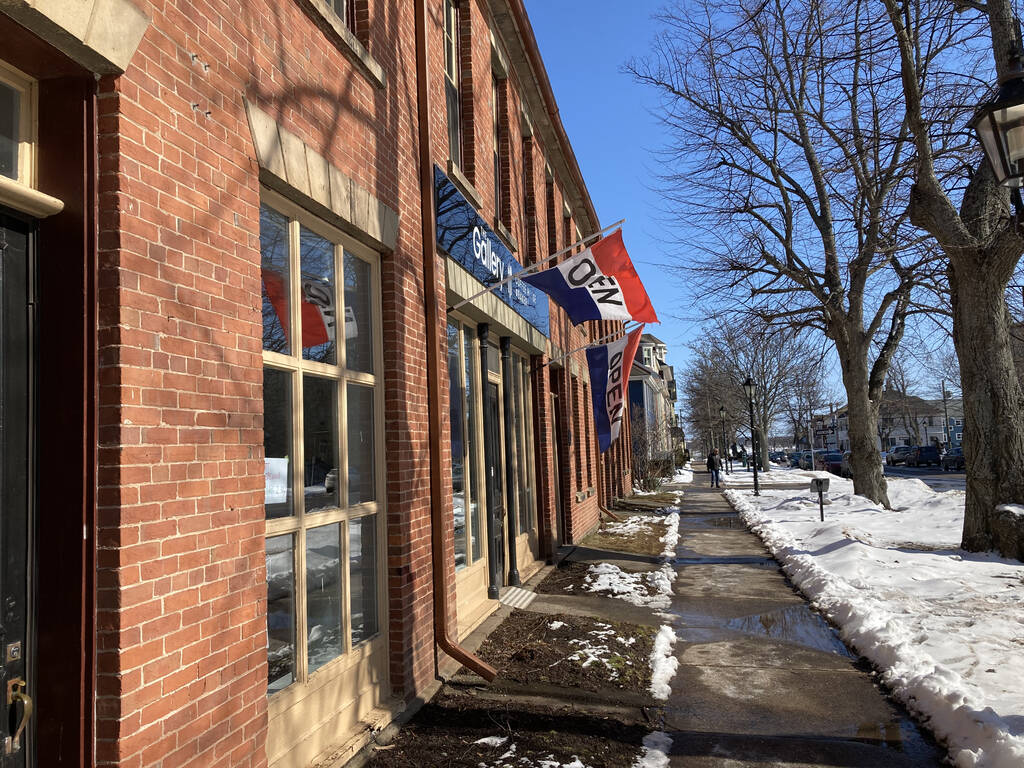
[658,477,942,766]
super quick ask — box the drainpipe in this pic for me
[500,337,520,586]
[414,0,497,683]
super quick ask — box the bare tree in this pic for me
[883,0,1024,555]
[628,0,954,506]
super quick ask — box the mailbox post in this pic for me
[810,477,829,522]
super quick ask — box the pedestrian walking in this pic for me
[707,449,722,488]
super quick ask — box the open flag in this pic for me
[521,230,658,325]
[586,325,644,453]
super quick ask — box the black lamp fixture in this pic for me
[741,376,759,496]
[969,27,1024,189]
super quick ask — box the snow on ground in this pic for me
[582,563,676,610]
[723,467,1024,768]
[475,740,595,768]
[672,465,693,484]
[632,731,672,768]
[550,622,637,681]
[648,625,678,700]
[660,511,680,557]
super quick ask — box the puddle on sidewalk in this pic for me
[677,514,746,530]
[720,603,854,657]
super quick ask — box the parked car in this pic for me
[819,451,843,475]
[886,446,913,466]
[811,449,830,470]
[787,452,802,467]
[769,451,788,465]
[941,447,965,471]
[840,451,853,478]
[907,445,940,467]
[798,451,814,470]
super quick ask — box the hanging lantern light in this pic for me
[970,62,1024,187]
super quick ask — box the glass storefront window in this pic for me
[347,383,375,505]
[350,515,378,644]
[345,252,374,373]
[260,196,382,697]
[448,322,467,569]
[303,375,339,513]
[267,534,295,693]
[261,205,291,354]
[306,524,342,674]
[300,226,337,364]
[264,368,293,519]
[0,81,18,181]
[464,325,482,561]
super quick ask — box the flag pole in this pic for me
[538,321,641,370]
[446,218,625,314]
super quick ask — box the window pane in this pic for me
[448,323,467,569]
[260,205,291,354]
[266,534,295,694]
[344,252,374,373]
[300,226,337,364]
[514,357,528,535]
[306,524,342,674]
[0,82,17,180]
[521,360,535,535]
[303,374,339,513]
[350,516,378,644]
[347,383,375,505]
[264,368,293,519]
[464,327,482,560]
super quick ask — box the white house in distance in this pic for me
[811,394,964,453]
[628,333,679,459]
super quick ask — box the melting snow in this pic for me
[724,470,1024,767]
[632,731,673,768]
[649,625,678,700]
[582,563,676,610]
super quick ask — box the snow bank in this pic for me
[724,479,1024,768]
[660,511,680,558]
[648,625,678,700]
[632,731,672,768]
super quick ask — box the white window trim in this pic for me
[261,188,387,710]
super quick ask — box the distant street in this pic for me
[885,463,965,492]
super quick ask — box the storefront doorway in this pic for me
[484,380,505,589]
[0,208,35,766]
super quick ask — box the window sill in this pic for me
[0,176,64,218]
[300,0,386,90]
[495,219,518,253]
[447,160,483,210]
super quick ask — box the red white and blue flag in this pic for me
[587,325,644,453]
[522,230,658,325]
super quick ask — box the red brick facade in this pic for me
[0,0,634,766]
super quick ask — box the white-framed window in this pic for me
[956,432,962,441]
[0,60,36,187]
[260,191,384,696]
[326,0,358,35]
[443,0,462,168]
[447,318,484,569]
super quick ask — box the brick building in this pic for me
[0,0,633,766]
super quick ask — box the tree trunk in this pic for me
[838,348,890,507]
[950,260,1024,557]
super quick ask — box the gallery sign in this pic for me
[435,166,550,337]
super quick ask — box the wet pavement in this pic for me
[659,480,944,766]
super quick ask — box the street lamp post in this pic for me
[719,405,730,475]
[941,379,951,451]
[742,376,760,496]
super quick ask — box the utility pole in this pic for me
[941,379,950,450]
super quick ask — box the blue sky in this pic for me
[523,2,696,389]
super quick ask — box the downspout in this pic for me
[414,0,497,682]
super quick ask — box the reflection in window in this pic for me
[520,359,534,535]
[448,323,467,569]
[0,82,17,181]
[306,524,342,674]
[264,368,293,519]
[350,516,378,644]
[303,375,339,513]
[464,326,482,560]
[260,205,291,354]
[267,534,295,693]
[344,253,373,373]
[300,226,337,364]
[347,383,375,505]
